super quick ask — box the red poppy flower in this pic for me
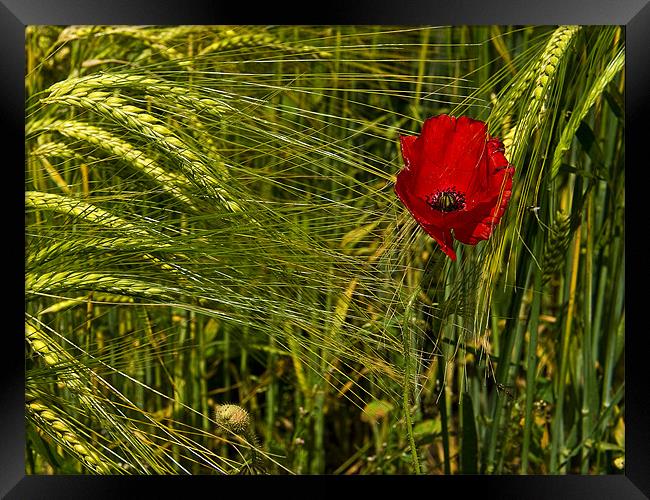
[395,115,514,261]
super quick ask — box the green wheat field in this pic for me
[25,25,625,475]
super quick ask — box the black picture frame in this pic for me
[6,1,648,497]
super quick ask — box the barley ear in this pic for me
[27,399,114,474]
[542,210,572,285]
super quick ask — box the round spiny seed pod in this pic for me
[215,404,250,434]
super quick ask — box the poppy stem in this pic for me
[401,289,422,474]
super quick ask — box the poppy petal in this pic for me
[399,135,418,172]
[394,114,514,260]
[395,172,445,228]
[453,182,513,245]
[421,224,456,261]
[408,115,460,198]
[440,116,489,190]
[420,115,457,168]
[452,218,496,245]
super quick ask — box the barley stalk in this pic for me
[26,270,173,300]
[25,321,102,422]
[475,26,581,362]
[199,30,332,59]
[27,234,197,287]
[27,236,164,268]
[500,26,581,158]
[542,210,572,284]
[40,89,239,211]
[31,141,95,163]
[26,320,64,367]
[26,320,175,474]
[157,26,210,42]
[38,293,135,316]
[25,197,202,283]
[26,191,148,233]
[550,46,624,178]
[30,119,197,209]
[46,73,233,117]
[38,156,71,194]
[26,399,113,474]
[58,25,189,65]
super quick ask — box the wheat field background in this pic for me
[25,25,625,475]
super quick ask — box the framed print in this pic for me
[5,0,649,497]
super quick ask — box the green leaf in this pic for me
[26,424,60,470]
[461,393,479,474]
[413,418,442,441]
[603,84,624,121]
[595,442,624,452]
[361,399,394,423]
[576,121,605,167]
[558,163,606,181]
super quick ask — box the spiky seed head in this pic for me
[215,404,250,434]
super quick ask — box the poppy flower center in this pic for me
[426,188,466,213]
